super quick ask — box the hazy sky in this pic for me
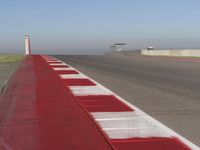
[1,0,200,54]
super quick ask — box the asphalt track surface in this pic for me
[55,55,200,146]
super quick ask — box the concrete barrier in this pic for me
[141,49,200,57]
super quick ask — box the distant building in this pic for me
[147,46,154,50]
[110,43,126,51]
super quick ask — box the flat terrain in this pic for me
[55,55,200,146]
[0,55,24,93]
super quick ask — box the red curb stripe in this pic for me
[55,70,79,74]
[50,65,69,68]
[76,95,133,112]
[62,79,96,86]
[111,138,191,150]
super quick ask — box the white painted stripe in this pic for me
[92,111,170,139]
[44,59,56,61]
[103,127,152,130]
[49,63,66,66]
[46,60,61,63]
[96,118,138,121]
[94,113,145,121]
[69,86,111,96]
[42,55,53,58]
[60,74,87,79]
[42,57,55,60]
[53,67,74,71]
[103,127,170,139]
[93,112,143,119]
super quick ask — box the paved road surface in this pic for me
[55,55,200,146]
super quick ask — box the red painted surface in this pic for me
[0,55,113,150]
[62,79,96,86]
[0,56,39,150]
[33,55,113,150]
[76,95,133,112]
[50,65,69,68]
[111,138,191,150]
[55,70,79,74]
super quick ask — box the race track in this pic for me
[55,55,200,146]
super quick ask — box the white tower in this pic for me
[25,35,31,55]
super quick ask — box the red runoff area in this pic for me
[0,55,112,150]
[0,56,39,150]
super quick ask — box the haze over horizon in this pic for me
[1,0,200,54]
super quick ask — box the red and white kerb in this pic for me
[42,55,200,150]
